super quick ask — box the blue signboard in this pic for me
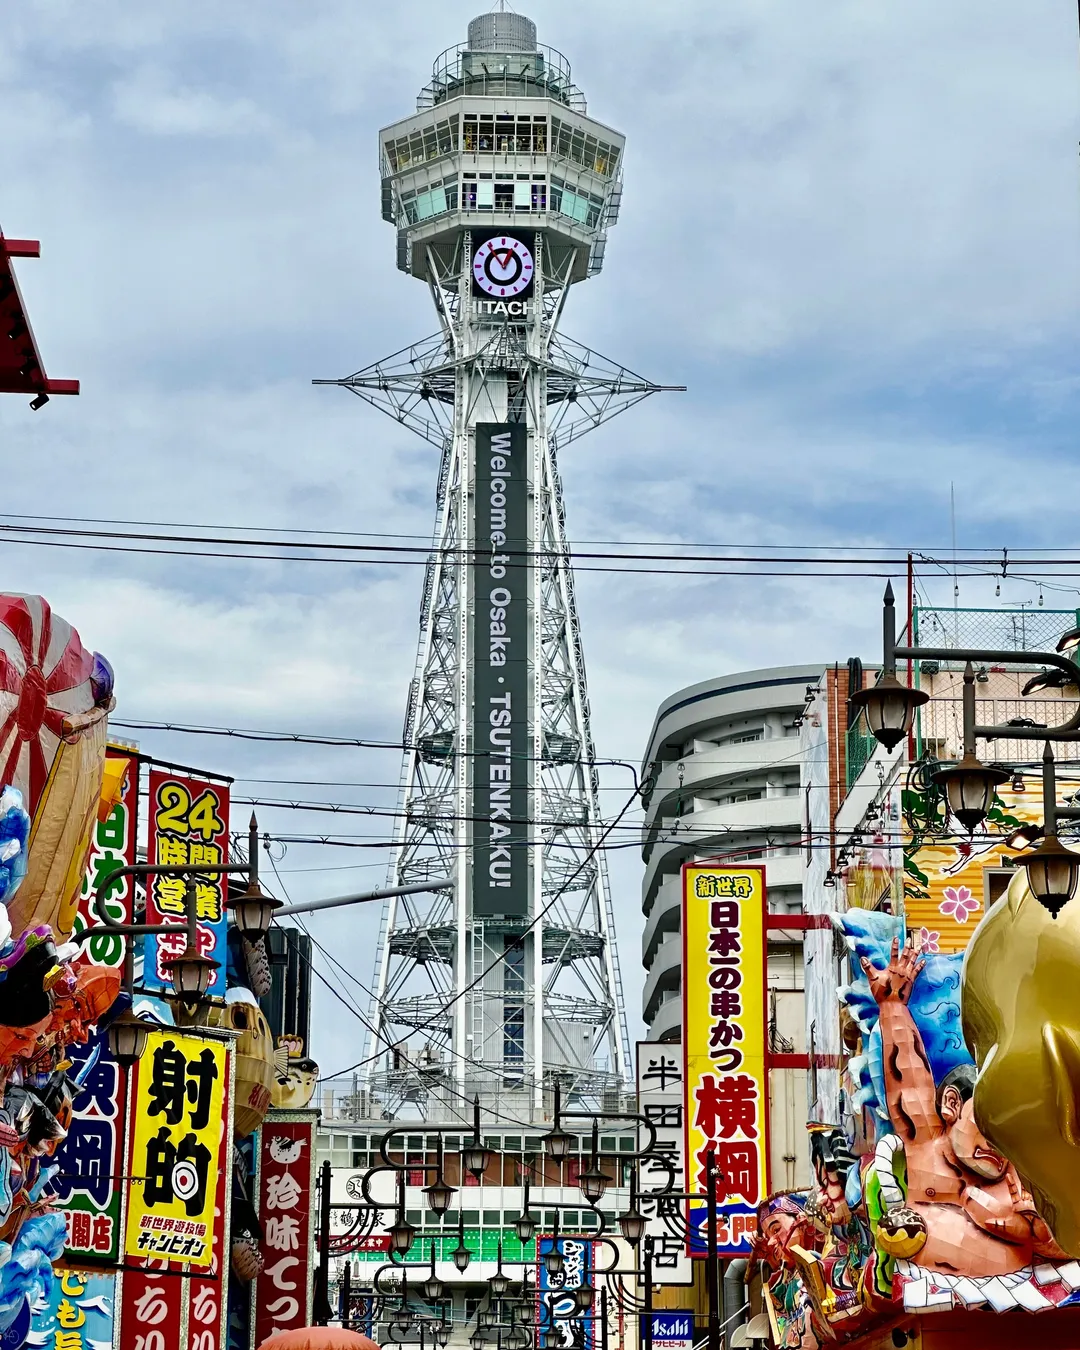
[643,1311,694,1348]
[537,1237,593,1349]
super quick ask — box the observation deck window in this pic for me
[550,118,620,178]
[399,174,458,225]
[385,115,459,173]
[550,177,604,228]
[464,113,548,155]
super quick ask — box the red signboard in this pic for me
[254,1116,317,1343]
[119,1267,184,1350]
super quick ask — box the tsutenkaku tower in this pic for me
[318,8,679,1122]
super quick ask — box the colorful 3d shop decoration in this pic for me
[0,595,121,1342]
[748,893,1080,1348]
[0,592,303,1350]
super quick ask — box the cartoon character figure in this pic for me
[862,938,1065,1274]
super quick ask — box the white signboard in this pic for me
[636,1041,693,1285]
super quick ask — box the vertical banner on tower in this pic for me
[144,770,230,998]
[54,748,138,1264]
[683,864,768,1257]
[472,422,530,919]
[253,1113,317,1344]
[636,1042,693,1284]
[124,1029,229,1267]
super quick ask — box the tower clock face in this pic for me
[473,235,534,297]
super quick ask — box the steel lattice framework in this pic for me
[315,10,681,1123]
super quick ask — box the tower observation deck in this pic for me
[316,9,681,1125]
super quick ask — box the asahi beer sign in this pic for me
[472,423,530,919]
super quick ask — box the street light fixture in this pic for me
[227,815,283,939]
[389,1212,416,1257]
[453,1212,471,1273]
[932,666,1009,832]
[424,1137,455,1217]
[574,1283,595,1312]
[619,1166,646,1246]
[544,1081,573,1163]
[578,1121,611,1205]
[849,583,928,750]
[1016,745,1080,918]
[489,1242,510,1298]
[104,1007,150,1068]
[463,1095,492,1179]
[515,1176,537,1245]
[422,1245,443,1302]
[161,944,219,1000]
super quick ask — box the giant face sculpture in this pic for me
[963,868,1080,1255]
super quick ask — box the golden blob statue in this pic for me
[962,868,1080,1256]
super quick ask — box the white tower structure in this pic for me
[318,8,679,1124]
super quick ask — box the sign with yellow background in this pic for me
[682,863,768,1258]
[125,1029,228,1267]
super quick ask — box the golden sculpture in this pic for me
[963,868,1080,1256]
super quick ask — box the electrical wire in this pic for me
[265,852,543,1130]
[316,780,644,1084]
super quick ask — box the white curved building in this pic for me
[640,665,825,1042]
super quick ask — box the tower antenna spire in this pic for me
[315,8,683,1126]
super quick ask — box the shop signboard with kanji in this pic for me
[144,770,229,999]
[682,863,768,1257]
[54,748,137,1265]
[537,1237,593,1348]
[253,1112,316,1345]
[119,1265,184,1350]
[52,1030,124,1263]
[636,1041,692,1284]
[124,1029,229,1267]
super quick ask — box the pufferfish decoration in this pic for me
[271,1035,318,1110]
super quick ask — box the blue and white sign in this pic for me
[537,1238,593,1349]
[644,1312,694,1348]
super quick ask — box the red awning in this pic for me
[0,233,78,408]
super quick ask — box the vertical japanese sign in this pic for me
[74,748,137,966]
[636,1042,692,1285]
[683,864,768,1257]
[472,422,531,919]
[537,1238,593,1348]
[125,1029,228,1267]
[253,1114,316,1344]
[144,770,229,999]
[52,1032,124,1263]
[55,749,137,1265]
[119,1267,183,1350]
[32,1268,117,1350]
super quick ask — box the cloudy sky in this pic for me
[1,0,1078,1081]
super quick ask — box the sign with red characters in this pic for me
[682,864,769,1257]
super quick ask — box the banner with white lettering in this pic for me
[472,422,531,919]
[253,1113,316,1344]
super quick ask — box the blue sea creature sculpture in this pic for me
[835,911,973,1134]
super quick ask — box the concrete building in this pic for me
[639,665,826,1193]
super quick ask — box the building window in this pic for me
[719,729,763,746]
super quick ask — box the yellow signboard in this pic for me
[125,1028,228,1267]
[683,863,768,1258]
